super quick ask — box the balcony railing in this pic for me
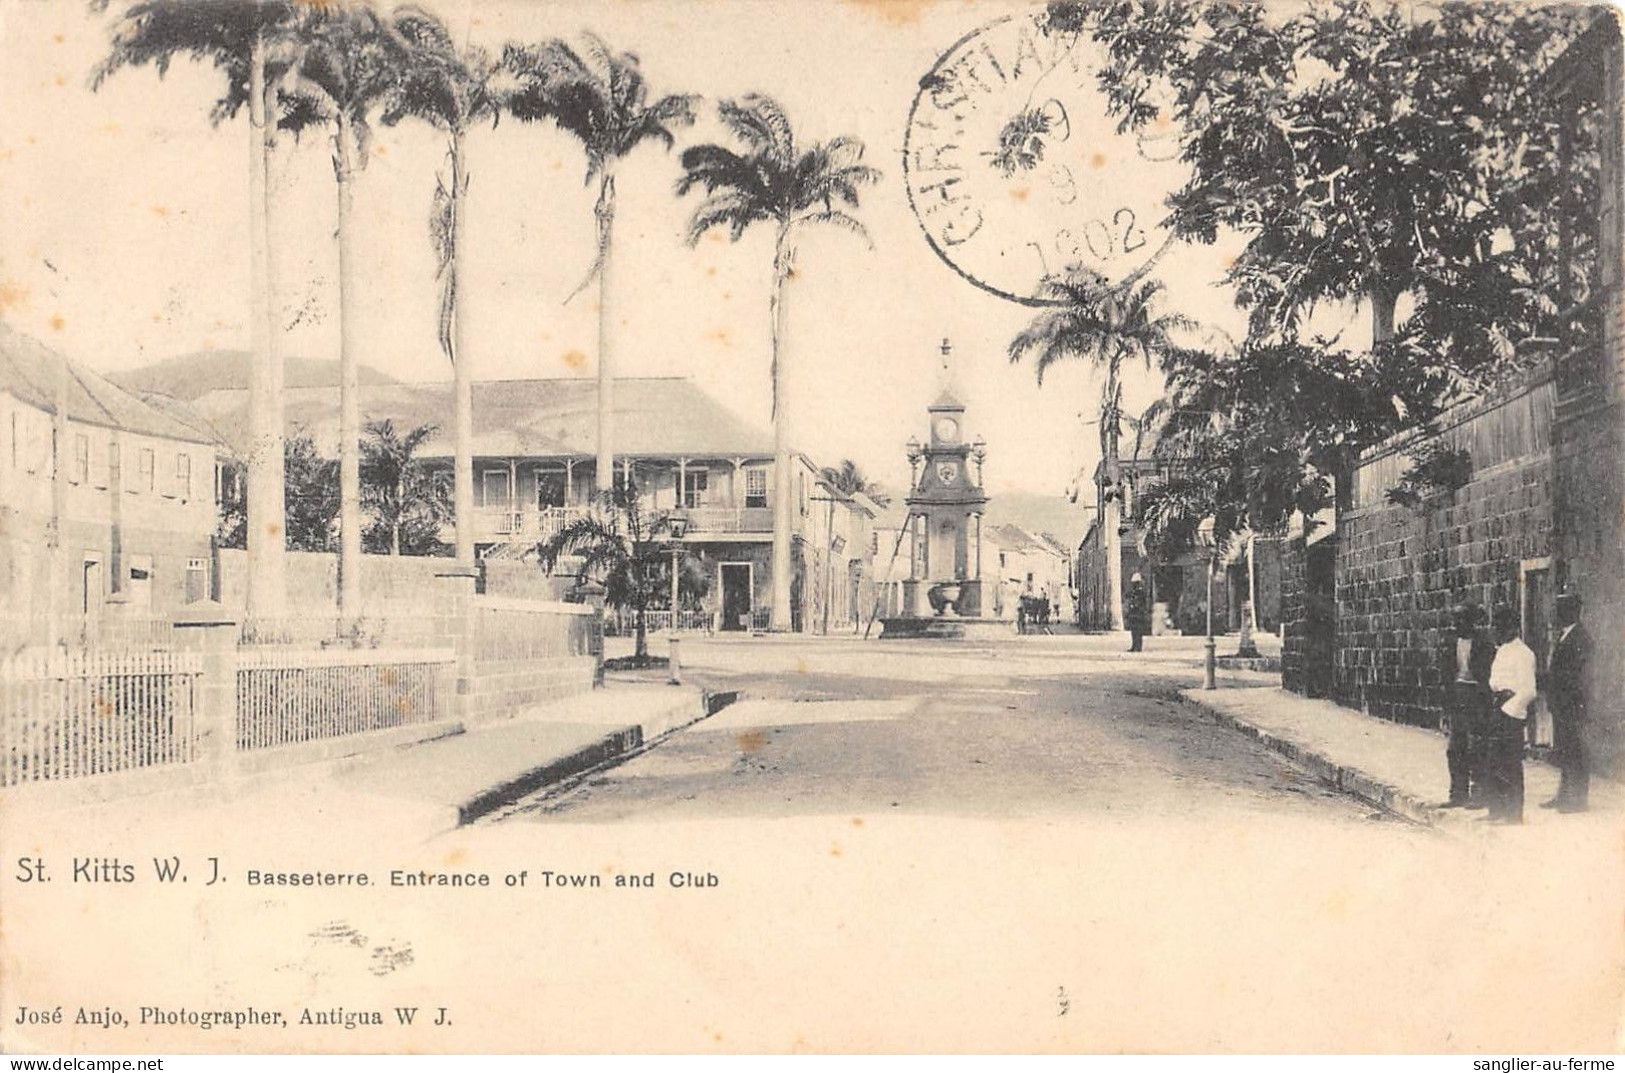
[469,504,774,542]
[680,505,773,533]
[469,506,589,542]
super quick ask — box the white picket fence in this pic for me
[235,647,455,752]
[605,609,717,636]
[0,649,201,787]
[1,596,601,794]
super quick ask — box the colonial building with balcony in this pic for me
[188,374,877,633]
[0,323,219,636]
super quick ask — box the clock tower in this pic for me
[900,341,989,618]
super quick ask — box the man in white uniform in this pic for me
[1485,605,1536,825]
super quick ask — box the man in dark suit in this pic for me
[1126,575,1149,653]
[1441,601,1496,808]
[1543,592,1590,812]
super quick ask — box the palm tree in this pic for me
[676,95,882,631]
[93,0,299,617]
[274,2,407,614]
[360,419,449,556]
[818,459,891,508]
[1008,267,1196,629]
[535,482,681,661]
[380,5,504,567]
[503,34,696,503]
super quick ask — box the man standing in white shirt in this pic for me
[1485,605,1536,825]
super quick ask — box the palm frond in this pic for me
[718,94,794,161]
[684,193,770,245]
[794,209,872,248]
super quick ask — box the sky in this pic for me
[0,0,1369,501]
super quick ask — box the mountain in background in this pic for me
[110,350,400,402]
[982,492,1091,549]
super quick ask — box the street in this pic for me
[500,634,1393,826]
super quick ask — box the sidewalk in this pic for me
[3,681,726,850]
[1183,684,1621,833]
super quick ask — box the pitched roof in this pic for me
[187,376,776,460]
[985,521,1071,560]
[0,321,217,445]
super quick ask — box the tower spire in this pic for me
[933,336,962,409]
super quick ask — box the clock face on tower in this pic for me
[935,460,960,486]
[933,416,960,443]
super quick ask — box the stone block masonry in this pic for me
[1334,450,1553,728]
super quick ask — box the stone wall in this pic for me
[481,559,575,602]
[1280,371,1562,728]
[1074,524,1111,630]
[466,656,599,723]
[216,548,454,611]
[1334,450,1554,727]
[1279,536,1310,694]
[1548,13,1625,775]
[1253,538,1283,632]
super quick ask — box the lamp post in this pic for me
[666,514,688,685]
[667,514,689,631]
[1197,517,1217,691]
[1204,553,1218,690]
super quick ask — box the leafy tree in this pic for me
[535,482,689,660]
[1064,0,1584,365]
[381,4,505,565]
[215,460,247,550]
[1047,0,1591,543]
[819,459,891,508]
[503,34,697,498]
[359,419,450,556]
[1145,337,1449,537]
[274,2,409,611]
[676,94,882,630]
[93,0,300,615]
[282,434,341,553]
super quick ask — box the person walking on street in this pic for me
[1486,605,1536,824]
[1441,601,1496,809]
[1544,592,1590,812]
[1127,575,1149,653]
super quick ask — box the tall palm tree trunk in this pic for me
[450,132,475,565]
[769,228,794,632]
[335,116,362,615]
[246,30,286,619]
[595,170,617,502]
[1103,358,1124,631]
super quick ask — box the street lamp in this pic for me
[971,435,987,485]
[1198,516,1217,691]
[667,514,689,632]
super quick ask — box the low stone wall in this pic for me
[480,560,575,602]
[467,656,599,723]
[215,548,454,611]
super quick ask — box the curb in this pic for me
[453,688,741,826]
[456,725,644,826]
[1180,690,1454,830]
